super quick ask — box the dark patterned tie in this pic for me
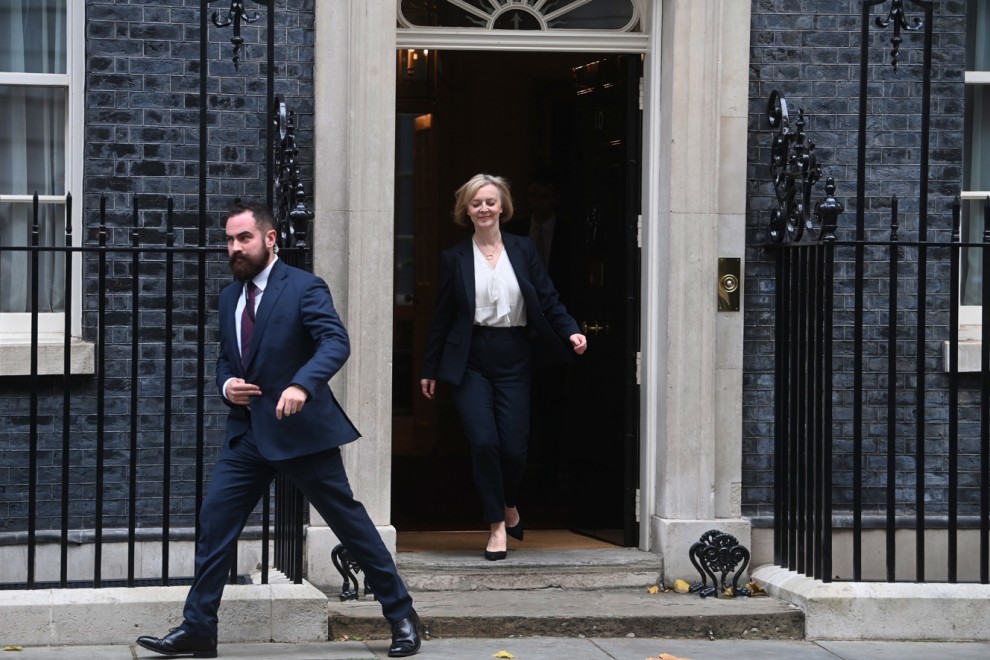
[240,281,257,367]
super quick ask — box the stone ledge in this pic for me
[753,564,990,641]
[0,338,95,376]
[942,339,982,373]
[0,582,329,647]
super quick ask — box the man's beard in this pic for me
[229,246,270,282]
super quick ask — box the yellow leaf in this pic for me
[747,581,767,595]
[647,584,660,594]
[3,647,24,652]
[672,579,691,593]
[493,652,515,659]
[644,654,692,660]
[725,587,734,597]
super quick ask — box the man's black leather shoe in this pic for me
[136,627,218,658]
[388,610,421,657]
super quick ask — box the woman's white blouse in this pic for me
[472,241,527,328]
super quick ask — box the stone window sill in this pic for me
[942,340,983,373]
[0,338,95,376]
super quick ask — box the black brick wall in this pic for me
[744,0,969,518]
[0,0,315,537]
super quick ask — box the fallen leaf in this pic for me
[672,579,691,593]
[643,654,692,660]
[647,584,660,594]
[3,647,24,652]
[493,652,515,659]
[747,581,767,595]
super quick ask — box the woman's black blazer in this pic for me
[421,232,580,387]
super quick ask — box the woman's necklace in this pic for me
[476,239,502,261]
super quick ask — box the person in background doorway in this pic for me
[419,174,587,561]
[137,202,420,658]
[505,168,579,491]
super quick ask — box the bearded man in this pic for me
[137,202,420,658]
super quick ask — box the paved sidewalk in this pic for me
[5,638,990,659]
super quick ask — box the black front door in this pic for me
[557,55,641,546]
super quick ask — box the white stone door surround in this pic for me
[306,0,751,587]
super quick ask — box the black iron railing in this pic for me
[764,1,989,584]
[0,195,308,589]
[769,195,990,584]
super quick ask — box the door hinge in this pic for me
[635,350,642,385]
[638,76,644,111]
[636,214,642,248]
[635,488,640,522]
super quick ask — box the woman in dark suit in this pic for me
[420,174,587,561]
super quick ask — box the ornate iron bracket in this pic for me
[331,543,372,602]
[767,91,824,243]
[210,0,266,69]
[688,529,751,598]
[273,96,314,251]
[874,0,927,71]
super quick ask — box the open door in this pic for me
[559,55,641,546]
[391,51,641,545]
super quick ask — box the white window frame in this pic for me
[0,2,89,375]
[961,68,990,332]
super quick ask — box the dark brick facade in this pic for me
[0,0,315,537]
[744,0,971,518]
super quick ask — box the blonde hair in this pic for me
[452,174,514,227]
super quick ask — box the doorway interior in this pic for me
[391,50,641,547]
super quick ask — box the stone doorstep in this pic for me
[394,547,666,592]
[753,564,990,642]
[328,589,806,642]
[0,582,329,648]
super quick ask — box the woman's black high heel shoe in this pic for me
[484,549,507,561]
[505,519,524,541]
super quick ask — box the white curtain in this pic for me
[963,0,990,305]
[0,0,66,314]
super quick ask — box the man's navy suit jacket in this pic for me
[216,259,359,461]
[421,232,580,386]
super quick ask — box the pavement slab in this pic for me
[7,639,990,660]
[815,640,990,660]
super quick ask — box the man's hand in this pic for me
[226,378,262,406]
[276,384,309,419]
[421,378,437,400]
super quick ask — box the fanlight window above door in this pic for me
[398,0,642,32]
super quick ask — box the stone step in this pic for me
[327,588,806,642]
[323,545,803,642]
[395,547,664,592]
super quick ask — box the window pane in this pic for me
[963,0,989,306]
[0,86,66,195]
[0,201,66,313]
[962,201,988,306]
[967,0,990,71]
[0,0,67,74]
